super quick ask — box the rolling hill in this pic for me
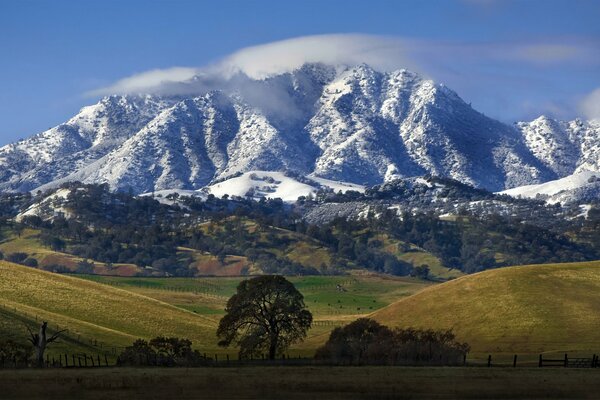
[0,260,218,358]
[371,260,600,355]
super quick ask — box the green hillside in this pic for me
[371,260,600,356]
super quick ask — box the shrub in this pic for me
[75,260,95,274]
[6,252,28,264]
[22,257,38,267]
[117,337,209,367]
[0,340,32,363]
[42,264,70,273]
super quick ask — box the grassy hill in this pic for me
[0,260,218,359]
[0,260,431,358]
[371,260,600,356]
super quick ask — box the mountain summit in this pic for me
[1,63,598,194]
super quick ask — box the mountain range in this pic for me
[1,63,598,195]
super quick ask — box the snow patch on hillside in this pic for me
[206,171,314,201]
[499,171,599,204]
[205,171,364,202]
[16,188,73,222]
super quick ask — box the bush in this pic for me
[75,260,95,274]
[315,318,469,366]
[22,257,38,267]
[0,340,32,363]
[117,337,209,367]
[6,252,28,264]
[411,264,430,279]
[42,264,70,273]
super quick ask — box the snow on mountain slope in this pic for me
[499,171,600,204]
[206,171,315,201]
[0,95,172,191]
[15,188,74,222]
[307,174,365,193]
[307,64,551,190]
[205,171,365,202]
[518,116,600,176]
[1,63,598,195]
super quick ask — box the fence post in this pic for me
[487,355,492,367]
[538,354,542,367]
[513,355,517,368]
[564,354,568,368]
[65,354,68,367]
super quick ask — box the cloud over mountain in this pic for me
[84,35,599,125]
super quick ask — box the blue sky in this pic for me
[0,0,598,146]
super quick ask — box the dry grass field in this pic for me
[1,366,600,400]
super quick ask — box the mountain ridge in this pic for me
[1,63,598,194]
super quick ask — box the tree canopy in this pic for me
[217,275,312,359]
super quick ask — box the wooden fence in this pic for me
[472,354,600,368]
[3,352,600,369]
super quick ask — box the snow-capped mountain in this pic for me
[517,116,600,176]
[1,63,598,195]
[0,95,173,192]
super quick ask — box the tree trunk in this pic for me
[35,322,48,368]
[268,336,278,360]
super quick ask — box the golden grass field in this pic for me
[372,260,600,357]
[0,261,218,357]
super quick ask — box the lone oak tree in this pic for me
[217,275,312,359]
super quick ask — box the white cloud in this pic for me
[88,67,200,96]
[87,34,599,122]
[215,34,418,79]
[580,87,600,120]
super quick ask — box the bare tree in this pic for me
[26,322,67,367]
